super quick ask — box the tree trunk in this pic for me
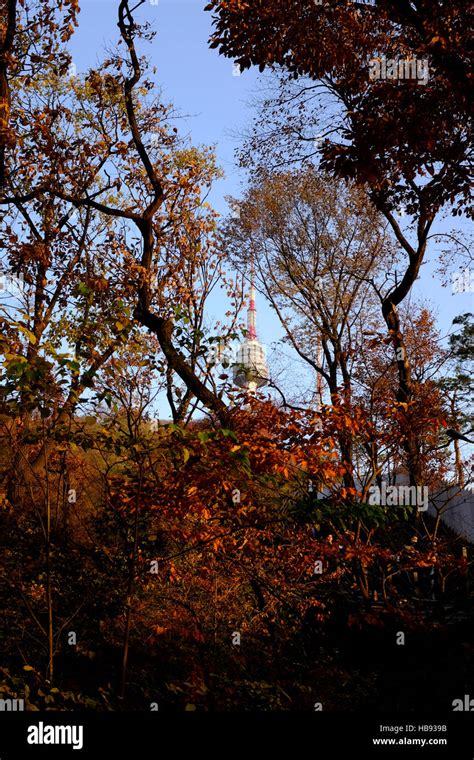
[381,298,422,486]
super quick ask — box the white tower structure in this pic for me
[233,263,269,393]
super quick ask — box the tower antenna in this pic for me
[233,260,269,395]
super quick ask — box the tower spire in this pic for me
[247,259,257,340]
[232,259,269,393]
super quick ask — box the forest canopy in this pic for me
[0,0,472,714]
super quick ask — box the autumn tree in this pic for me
[0,0,242,684]
[0,0,244,436]
[436,313,474,487]
[46,0,236,425]
[206,0,473,484]
[0,0,16,185]
[0,0,79,185]
[223,167,398,487]
[0,0,250,443]
[351,305,451,497]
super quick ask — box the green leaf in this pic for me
[221,428,238,441]
[17,325,37,344]
[77,282,92,297]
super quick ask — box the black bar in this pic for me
[0,713,473,758]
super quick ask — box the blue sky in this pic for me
[70,0,473,386]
